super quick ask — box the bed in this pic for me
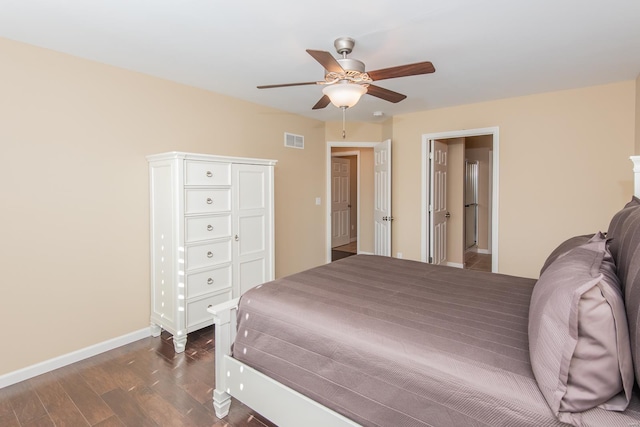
[208,156,640,427]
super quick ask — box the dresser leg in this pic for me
[173,334,187,353]
[150,322,161,337]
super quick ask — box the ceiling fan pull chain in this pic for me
[342,106,346,139]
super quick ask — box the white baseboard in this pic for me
[0,327,151,389]
[446,262,465,269]
[358,251,374,255]
[477,248,491,254]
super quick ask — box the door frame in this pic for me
[421,127,500,272]
[326,142,378,264]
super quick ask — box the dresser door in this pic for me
[232,164,273,297]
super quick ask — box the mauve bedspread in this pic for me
[232,255,640,426]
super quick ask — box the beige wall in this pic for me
[325,121,383,142]
[391,81,636,278]
[0,38,328,376]
[2,36,638,378]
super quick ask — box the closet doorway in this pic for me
[421,128,499,272]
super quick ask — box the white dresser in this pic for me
[147,152,276,352]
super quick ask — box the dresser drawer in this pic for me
[185,161,231,186]
[185,215,231,243]
[185,189,231,214]
[187,291,232,330]
[186,240,232,270]
[186,265,231,298]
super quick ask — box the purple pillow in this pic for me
[539,234,594,276]
[529,233,634,426]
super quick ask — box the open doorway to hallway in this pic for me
[326,140,392,263]
[327,143,377,263]
[422,128,499,272]
[330,152,358,262]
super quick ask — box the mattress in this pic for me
[232,255,640,426]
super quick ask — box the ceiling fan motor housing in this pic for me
[336,58,365,73]
[334,37,355,55]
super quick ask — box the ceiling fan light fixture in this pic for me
[322,83,367,108]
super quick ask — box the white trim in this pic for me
[358,251,374,255]
[0,327,151,388]
[146,151,277,166]
[326,142,379,264]
[421,127,500,272]
[476,248,491,255]
[446,262,465,269]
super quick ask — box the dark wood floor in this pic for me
[0,327,276,427]
[464,250,492,272]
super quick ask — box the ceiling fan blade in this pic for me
[312,95,331,110]
[366,85,407,103]
[306,49,344,73]
[368,61,435,81]
[257,81,319,89]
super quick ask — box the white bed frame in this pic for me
[208,299,359,426]
[207,156,640,427]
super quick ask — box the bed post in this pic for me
[631,156,640,198]
[208,298,239,419]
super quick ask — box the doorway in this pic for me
[331,153,357,262]
[326,141,389,263]
[421,128,499,272]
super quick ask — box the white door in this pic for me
[374,139,392,256]
[429,140,449,265]
[331,157,351,248]
[232,163,273,297]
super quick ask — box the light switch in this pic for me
[315,197,321,205]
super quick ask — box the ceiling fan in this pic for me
[257,37,436,110]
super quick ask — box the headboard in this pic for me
[631,155,640,197]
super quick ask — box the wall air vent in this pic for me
[284,132,304,149]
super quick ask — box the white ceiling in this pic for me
[2,0,640,123]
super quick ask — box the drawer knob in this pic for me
[235,234,239,241]
[206,198,213,204]
[208,304,213,309]
[207,225,213,231]
[206,171,213,178]
[207,251,214,258]
[207,278,214,285]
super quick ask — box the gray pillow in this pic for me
[608,195,640,262]
[529,233,634,426]
[539,234,595,276]
[607,197,640,385]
